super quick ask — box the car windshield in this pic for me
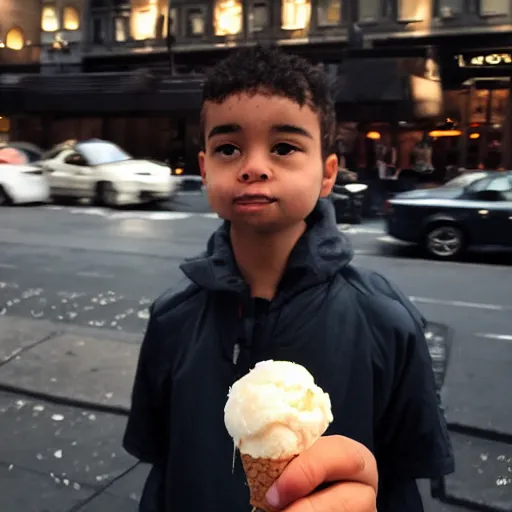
[442,172,489,189]
[77,142,132,166]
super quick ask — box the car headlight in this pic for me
[174,167,184,175]
[344,184,368,193]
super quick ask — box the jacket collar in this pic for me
[179,198,354,299]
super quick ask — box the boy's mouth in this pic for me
[233,194,277,204]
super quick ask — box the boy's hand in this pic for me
[265,435,378,511]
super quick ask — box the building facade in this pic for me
[39,0,87,73]
[1,0,512,171]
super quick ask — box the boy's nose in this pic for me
[240,171,269,182]
[237,161,272,183]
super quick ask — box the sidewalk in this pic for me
[0,315,510,511]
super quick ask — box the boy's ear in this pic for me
[320,153,338,197]
[198,151,207,185]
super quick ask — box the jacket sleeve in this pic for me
[123,305,170,464]
[376,302,455,480]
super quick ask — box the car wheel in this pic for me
[0,185,11,206]
[425,224,465,259]
[96,182,117,207]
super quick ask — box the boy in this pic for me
[123,45,454,511]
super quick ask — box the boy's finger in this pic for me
[265,436,377,510]
[284,481,377,512]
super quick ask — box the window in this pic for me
[132,3,158,40]
[186,8,205,36]
[114,16,130,41]
[437,0,463,17]
[41,6,59,31]
[214,0,243,36]
[5,28,24,50]
[317,0,341,26]
[487,175,512,192]
[155,4,175,39]
[480,0,509,16]
[63,6,80,30]
[282,0,311,30]
[249,1,268,31]
[467,177,492,193]
[358,0,380,21]
[398,0,428,21]
[169,7,178,35]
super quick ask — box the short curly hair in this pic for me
[200,45,337,157]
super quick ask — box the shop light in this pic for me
[366,131,381,140]
[428,130,461,137]
[469,133,480,139]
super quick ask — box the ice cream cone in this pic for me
[241,453,295,512]
[225,361,333,511]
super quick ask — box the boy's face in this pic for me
[199,92,338,232]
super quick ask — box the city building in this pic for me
[1,0,511,172]
[40,0,86,74]
[0,0,41,142]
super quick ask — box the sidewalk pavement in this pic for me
[0,315,510,512]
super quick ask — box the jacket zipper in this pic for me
[232,343,240,365]
[232,299,255,377]
[231,299,255,474]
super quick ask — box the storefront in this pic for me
[449,50,512,170]
[1,46,443,171]
[373,31,512,172]
[333,51,443,177]
[0,71,204,163]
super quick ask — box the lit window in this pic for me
[63,6,80,30]
[317,0,341,26]
[249,2,268,32]
[114,16,130,41]
[6,28,24,50]
[132,0,159,40]
[42,6,59,31]
[398,0,428,21]
[282,0,311,31]
[169,7,178,36]
[480,0,509,15]
[214,0,243,36]
[186,8,205,36]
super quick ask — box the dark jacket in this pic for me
[123,199,454,512]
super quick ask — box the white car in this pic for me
[0,163,50,205]
[40,140,179,206]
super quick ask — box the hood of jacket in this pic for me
[179,198,354,299]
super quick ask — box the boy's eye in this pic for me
[272,143,299,156]
[214,144,240,157]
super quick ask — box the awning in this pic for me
[0,74,26,114]
[0,71,205,114]
[335,58,407,103]
[1,60,442,119]
[334,57,443,121]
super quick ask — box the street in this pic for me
[0,194,511,512]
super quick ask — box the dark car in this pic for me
[385,171,512,259]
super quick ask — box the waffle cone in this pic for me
[241,453,295,512]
